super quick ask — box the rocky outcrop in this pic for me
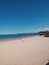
[38,31,49,37]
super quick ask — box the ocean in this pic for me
[0,33,38,41]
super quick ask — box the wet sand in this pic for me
[0,36,49,65]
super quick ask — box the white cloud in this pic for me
[36,28,49,32]
[44,28,49,31]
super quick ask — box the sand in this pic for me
[0,36,49,65]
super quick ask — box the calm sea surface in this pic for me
[0,33,38,41]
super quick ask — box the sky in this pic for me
[0,0,49,35]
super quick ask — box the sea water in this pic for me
[0,33,38,41]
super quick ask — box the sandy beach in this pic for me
[0,36,49,65]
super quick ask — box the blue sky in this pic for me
[0,0,49,34]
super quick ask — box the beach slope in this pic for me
[0,36,49,65]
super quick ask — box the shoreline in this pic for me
[0,36,49,65]
[0,35,39,42]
